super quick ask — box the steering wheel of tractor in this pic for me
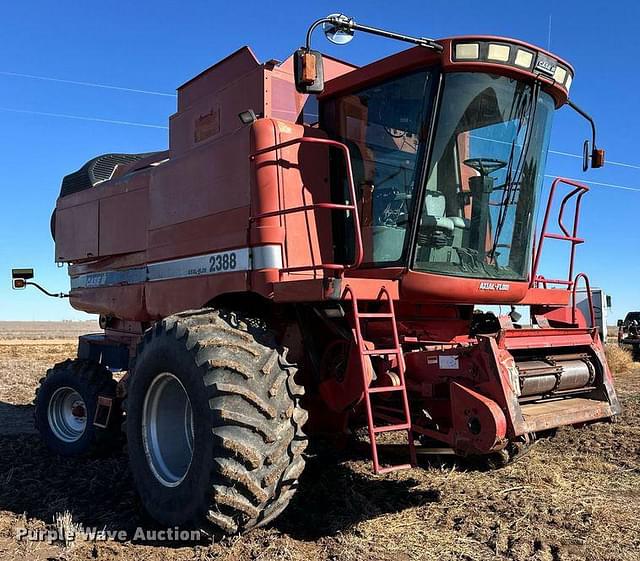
[463,158,508,177]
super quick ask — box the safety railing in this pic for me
[530,177,589,289]
[571,272,596,328]
[249,136,363,275]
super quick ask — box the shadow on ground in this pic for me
[0,402,37,436]
[276,442,441,540]
[0,421,441,543]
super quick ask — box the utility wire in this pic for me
[0,105,638,190]
[0,106,168,130]
[4,71,640,171]
[543,174,640,192]
[0,70,176,97]
[473,135,640,171]
[5,72,640,172]
[548,149,640,171]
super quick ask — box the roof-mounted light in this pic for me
[565,74,573,91]
[454,43,479,60]
[487,43,510,62]
[451,40,574,93]
[514,49,534,69]
[553,66,567,83]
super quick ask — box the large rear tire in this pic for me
[34,359,121,456]
[124,309,308,535]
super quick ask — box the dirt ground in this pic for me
[0,326,638,561]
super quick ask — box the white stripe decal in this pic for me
[70,246,282,289]
[147,249,250,282]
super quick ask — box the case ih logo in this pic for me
[478,282,510,291]
[535,54,557,77]
[85,273,107,287]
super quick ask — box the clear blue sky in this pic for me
[1,0,638,322]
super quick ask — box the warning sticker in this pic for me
[438,355,459,370]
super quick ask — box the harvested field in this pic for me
[0,321,99,341]
[0,327,638,561]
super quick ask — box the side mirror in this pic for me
[294,48,325,94]
[12,268,34,290]
[606,295,612,308]
[582,140,606,170]
[591,148,605,168]
[617,319,624,327]
[582,140,590,172]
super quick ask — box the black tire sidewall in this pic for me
[35,367,99,456]
[126,333,215,526]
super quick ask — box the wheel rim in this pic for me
[142,372,194,487]
[47,387,87,443]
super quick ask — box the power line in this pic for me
[474,134,640,171]
[5,72,640,172]
[0,105,639,190]
[548,149,640,171]
[3,71,640,172]
[544,174,640,192]
[0,106,168,130]
[0,70,176,98]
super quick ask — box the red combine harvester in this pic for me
[13,14,620,534]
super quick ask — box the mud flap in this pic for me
[93,396,113,429]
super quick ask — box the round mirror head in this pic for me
[323,14,354,45]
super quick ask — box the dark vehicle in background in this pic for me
[618,312,640,359]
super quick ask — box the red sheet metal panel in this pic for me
[144,272,248,319]
[70,285,147,320]
[55,200,99,262]
[497,327,595,350]
[99,187,148,256]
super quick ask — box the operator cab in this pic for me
[298,23,604,300]
[320,40,561,285]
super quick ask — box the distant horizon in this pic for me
[0,319,97,323]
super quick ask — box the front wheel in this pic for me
[124,309,308,535]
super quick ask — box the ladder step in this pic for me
[367,385,405,394]
[358,313,394,319]
[376,463,413,474]
[375,404,405,414]
[362,348,400,356]
[373,423,411,434]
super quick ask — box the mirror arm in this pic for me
[305,17,334,50]
[566,99,598,150]
[25,281,68,299]
[305,14,443,52]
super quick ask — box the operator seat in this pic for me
[418,190,467,261]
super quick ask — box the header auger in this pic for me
[13,13,619,535]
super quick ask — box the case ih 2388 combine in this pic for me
[13,14,620,535]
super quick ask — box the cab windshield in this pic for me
[322,69,435,264]
[323,71,554,278]
[414,72,554,280]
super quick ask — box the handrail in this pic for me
[530,177,589,289]
[571,272,595,328]
[249,136,364,275]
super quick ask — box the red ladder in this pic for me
[343,285,417,474]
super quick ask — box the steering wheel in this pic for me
[463,158,507,177]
